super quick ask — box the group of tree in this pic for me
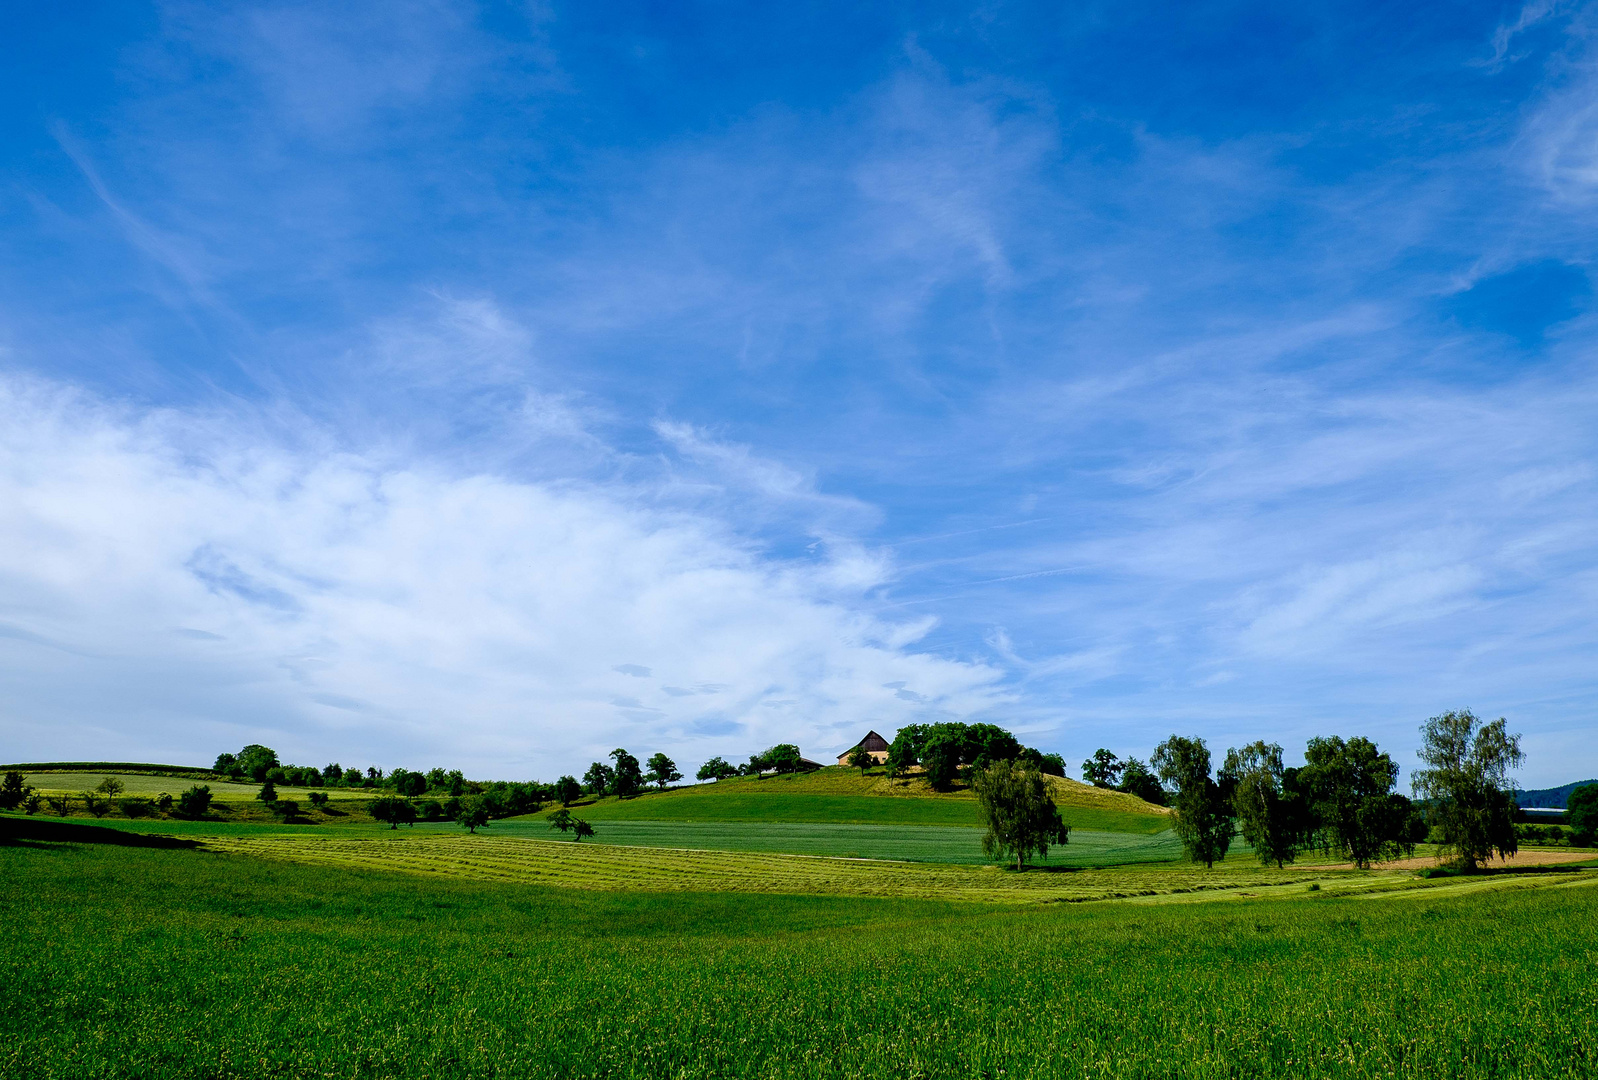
[694,744,807,782]
[574,747,685,799]
[213,745,467,796]
[883,724,1065,791]
[1080,749,1166,805]
[1145,710,1528,872]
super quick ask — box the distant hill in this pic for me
[1517,780,1598,809]
[532,766,1172,834]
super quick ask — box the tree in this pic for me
[236,745,280,783]
[458,799,490,834]
[920,728,963,791]
[1152,735,1233,867]
[81,790,109,818]
[847,744,876,776]
[324,763,344,782]
[307,790,329,809]
[446,770,466,797]
[885,725,925,778]
[426,767,449,790]
[391,769,427,798]
[1224,742,1303,868]
[696,757,736,782]
[764,744,803,775]
[176,785,212,818]
[554,775,582,806]
[22,791,41,815]
[584,761,614,796]
[1299,736,1414,868]
[573,819,594,841]
[973,759,1069,870]
[1413,710,1524,871]
[548,808,574,832]
[0,770,26,811]
[1117,758,1165,805]
[610,749,643,798]
[1037,753,1067,778]
[258,779,277,803]
[213,752,238,776]
[95,777,126,800]
[1082,749,1123,789]
[1567,784,1598,847]
[47,795,73,817]
[370,796,416,829]
[645,753,682,789]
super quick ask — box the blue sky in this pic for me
[1,1,1595,786]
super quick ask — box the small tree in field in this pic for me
[1153,736,1233,868]
[81,790,109,818]
[95,777,126,800]
[696,757,737,782]
[1224,741,1302,868]
[176,785,212,818]
[847,744,876,776]
[458,801,490,834]
[258,779,277,803]
[645,753,682,789]
[973,759,1069,871]
[555,775,582,806]
[1413,710,1523,871]
[370,796,416,830]
[573,819,594,842]
[47,795,74,817]
[1081,749,1123,789]
[548,808,574,833]
[1300,735,1413,868]
[583,761,614,796]
[0,770,27,811]
[1567,784,1598,847]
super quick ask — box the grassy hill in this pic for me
[538,766,1171,834]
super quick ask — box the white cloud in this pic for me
[0,374,1006,775]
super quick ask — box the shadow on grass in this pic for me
[0,816,199,849]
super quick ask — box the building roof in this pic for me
[853,730,890,752]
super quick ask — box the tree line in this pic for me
[1086,710,1540,871]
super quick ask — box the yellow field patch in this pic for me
[193,831,1591,906]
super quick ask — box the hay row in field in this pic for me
[192,832,1536,904]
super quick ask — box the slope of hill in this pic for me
[538,767,1171,834]
[1517,780,1598,808]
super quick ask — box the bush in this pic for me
[418,799,446,822]
[118,798,153,818]
[176,785,213,818]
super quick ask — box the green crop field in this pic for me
[448,818,1185,864]
[21,770,376,802]
[547,767,1172,834]
[2,819,1595,1079]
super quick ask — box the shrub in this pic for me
[176,785,213,818]
[118,798,153,818]
[0,770,27,811]
[418,799,445,822]
[81,791,109,818]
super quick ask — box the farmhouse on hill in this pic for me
[837,729,890,766]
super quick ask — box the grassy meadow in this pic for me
[544,767,1172,833]
[2,819,1596,1079]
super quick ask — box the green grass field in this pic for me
[21,769,378,802]
[546,767,1172,834]
[450,818,1185,864]
[3,821,1595,1079]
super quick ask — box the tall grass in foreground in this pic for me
[2,838,1594,1079]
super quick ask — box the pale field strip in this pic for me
[193,832,1597,905]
